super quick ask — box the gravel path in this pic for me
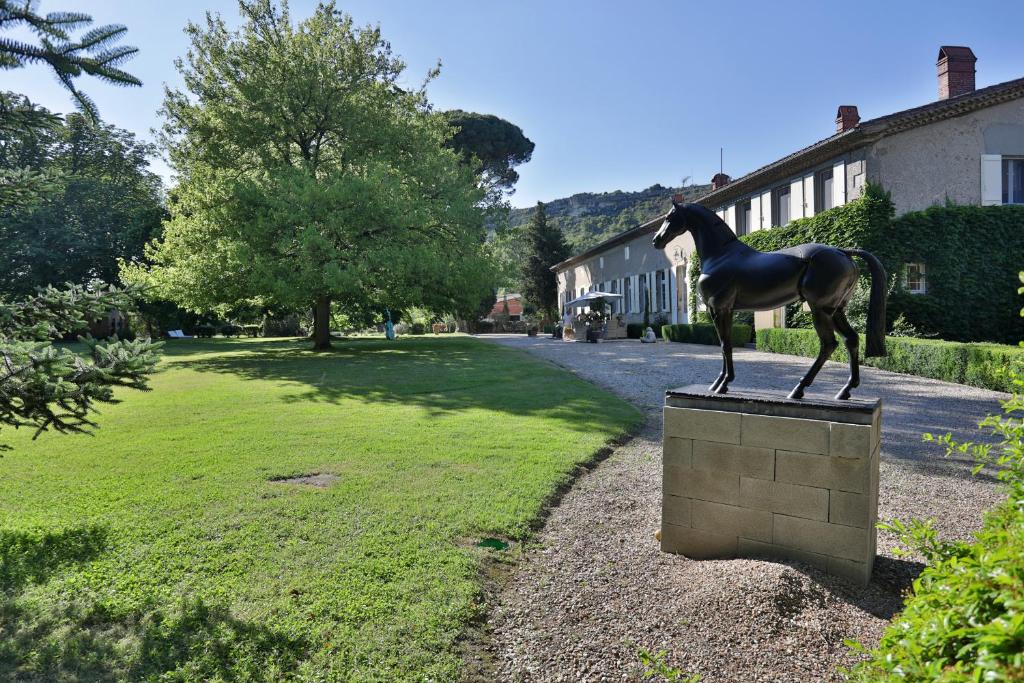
[471,335,1008,682]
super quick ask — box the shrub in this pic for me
[473,320,494,334]
[262,313,302,337]
[220,324,243,338]
[626,323,645,339]
[846,361,1024,681]
[542,324,554,334]
[194,323,216,338]
[755,328,1024,392]
[662,323,752,347]
[410,322,426,335]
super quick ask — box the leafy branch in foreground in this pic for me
[0,0,141,121]
[0,281,161,448]
[845,271,1024,682]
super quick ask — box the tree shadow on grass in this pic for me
[183,338,639,434]
[0,525,310,681]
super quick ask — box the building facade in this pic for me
[552,46,1024,330]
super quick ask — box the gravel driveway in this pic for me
[471,335,1008,682]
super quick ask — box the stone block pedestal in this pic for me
[661,384,881,585]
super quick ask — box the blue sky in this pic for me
[6,0,1024,208]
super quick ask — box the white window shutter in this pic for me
[750,195,761,232]
[833,161,846,207]
[981,154,1002,206]
[716,208,725,220]
[790,178,804,219]
[724,205,736,232]
[631,274,639,313]
[760,191,772,228]
[804,174,815,217]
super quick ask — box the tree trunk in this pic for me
[312,295,332,350]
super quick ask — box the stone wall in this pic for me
[660,387,880,585]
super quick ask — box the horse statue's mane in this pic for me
[679,203,738,243]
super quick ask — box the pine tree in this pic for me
[0,281,161,450]
[521,202,570,320]
[0,1,141,122]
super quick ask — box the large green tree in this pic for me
[520,201,570,320]
[125,0,494,349]
[0,0,140,122]
[0,96,165,296]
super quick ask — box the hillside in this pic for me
[507,182,710,251]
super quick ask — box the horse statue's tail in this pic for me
[843,248,887,358]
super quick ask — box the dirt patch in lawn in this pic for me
[270,473,339,487]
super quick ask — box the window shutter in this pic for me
[981,154,1002,206]
[832,161,846,207]
[790,179,804,219]
[760,191,772,228]
[724,205,736,232]
[749,195,761,232]
[649,271,656,312]
[631,274,639,313]
[803,174,815,218]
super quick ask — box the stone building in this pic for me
[552,46,1024,329]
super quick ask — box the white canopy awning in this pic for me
[564,291,623,308]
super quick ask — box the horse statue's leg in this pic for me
[788,307,838,400]
[709,307,735,394]
[831,308,860,400]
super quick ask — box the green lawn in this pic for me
[0,336,640,681]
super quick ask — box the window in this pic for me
[638,273,649,313]
[771,185,791,227]
[656,270,666,311]
[610,279,620,314]
[1004,158,1024,204]
[736,200,751,236]
[624,245,630,260]
[599,256,604,268]
[815,168,834,213]
[904,262,927,294]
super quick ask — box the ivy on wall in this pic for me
[687,184,1024,344]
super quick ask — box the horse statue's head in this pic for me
[652,200,688,249]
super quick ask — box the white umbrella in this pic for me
[563,291,623,308]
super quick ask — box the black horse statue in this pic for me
[653,201,886,400]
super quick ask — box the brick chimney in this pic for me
[711,173,731,191]
[835,105,860,133]
[937,46,976,100]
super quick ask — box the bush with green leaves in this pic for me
[662,323,751,347]
[410,322,426,335]
[756,328,1024,392]
[0,281,160,448]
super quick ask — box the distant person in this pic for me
[641,326,657,343]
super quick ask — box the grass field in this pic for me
[0,336,641,681]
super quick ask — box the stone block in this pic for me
[737,537,828,572]
[691,499,772,543]
[773,514,870,562]
[829,490,870,528]
[692,441,774,479]
[661,523,736,559]
[662,494,691,527]
[830,422,873,459]
[741,413,829,454]
[775,451,869,493]
[827,555,873,586]
[664,466,739,505]
[664,437,692,468]
[664,407,741,444]
[739,476,828,521]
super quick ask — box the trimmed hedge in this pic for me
[689,185,1024,343]
[756,328,1024,392]
[410,322,426,335]
[626,323,645,339]
[662,323,752,347]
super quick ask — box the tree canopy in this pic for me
[442,109,534,194]
[0,94,165,297]
[0,0,140,122]
[125,0,495,348]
